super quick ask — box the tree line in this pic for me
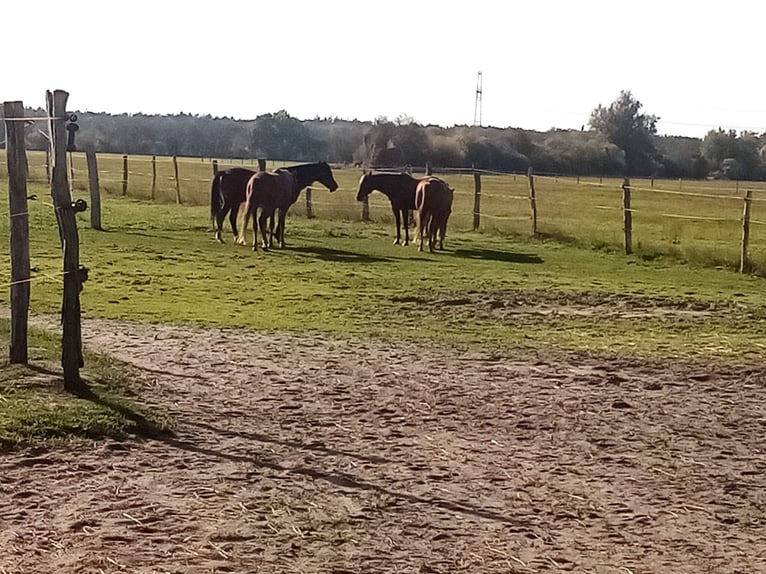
[4,92,766,180]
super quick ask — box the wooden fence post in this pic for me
[527,166,537,236]
[47,89,85,392]
[172,155,182,204]
[306,187,314,218]
[425,162,432,176]
[622,177,632,255]
[472,169,481,231]
[86,150,102,230]
[4,101,31,364]
[740,189,752,273]
[212,159,218,175]
[257,158,267,172]
[151,155,157,200]
[122,154,128,196]
[68,151,75,193]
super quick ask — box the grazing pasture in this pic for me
[4,151,766,273]
[1,167,765,573]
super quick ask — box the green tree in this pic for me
[702,129,762,180]
[589,90,658,175]
[251,110,322,161]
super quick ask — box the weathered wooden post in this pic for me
[68,151,75,193]
[47,89,85,391]
[86,150,102,230]
[425,162,432,176]
[257,158,266,172]
[212,159,218,175]
[306,187,314,218]
[121,154,128,196]
[622,177,632,255]
[740,189,753,273]
[4,101,31,364]
[472,168,481,231]
[151,155,157,200]
[527,166,537,236]
[172,156,182,204]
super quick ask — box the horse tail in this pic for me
[210,172,223,222]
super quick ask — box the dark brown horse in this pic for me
[238,162,338,251]
[415,177,453,252]
[210,167,255,242]
[355,172,421,245]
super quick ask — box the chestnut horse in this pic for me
[237,162,338,251]
[355,172,422,245]
[415,177,453,252]
[210,167,255,243]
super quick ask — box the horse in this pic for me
[355,172,421,245]
[238,162,338,251]
[210,167,255,243]
[414,177,453,253]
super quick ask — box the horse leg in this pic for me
[429,215,437,253]
[417,211,426,252]
[392,209,401,245]
[215,206,227,243]
[258,211,270,251]
[278,210,287,248]
[237,202,250,245]
[229,202,240,241]
[439,214,449,250]
[402,209,410,246]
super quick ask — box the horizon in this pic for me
[5,1,765,141]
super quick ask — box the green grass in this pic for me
[1,181,765,360]
[0,319,172,449]
[11,151,763,274]
[2,168,766,447]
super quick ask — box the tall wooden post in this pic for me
[740,189,753,274]
[212,159,218,175]
[151,155,157,200]
[86,150,102,230]
[68,151,75,193]
[622,178,632,255]
[121,154,128,196]
[472,170,481,231]
[4,101,31,364]
[172,156,182,204]
[47,89,85,391]
[306,187,314,218]
[425,162,432,176]
[527,166,537,236]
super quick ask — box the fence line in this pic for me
[3,152,764,273]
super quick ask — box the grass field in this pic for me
[2,157,766,572]
[5,150,765,274]
[1,157,766,446]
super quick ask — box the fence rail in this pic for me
[2,151,765,273]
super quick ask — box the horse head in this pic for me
[317,162,339,192]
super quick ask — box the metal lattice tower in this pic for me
[473,71,483,127]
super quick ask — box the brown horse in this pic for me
[238,162,338,251]
[415,177,453,253]
[355,172,421,245]
[210,167,255,242]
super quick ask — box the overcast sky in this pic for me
[5,0,764,138]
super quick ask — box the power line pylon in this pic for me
[473,71,483,127]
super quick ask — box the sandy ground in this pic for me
[1,317,765,573]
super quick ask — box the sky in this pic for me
[5,0,765,139]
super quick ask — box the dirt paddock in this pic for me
[1,317,765,573]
